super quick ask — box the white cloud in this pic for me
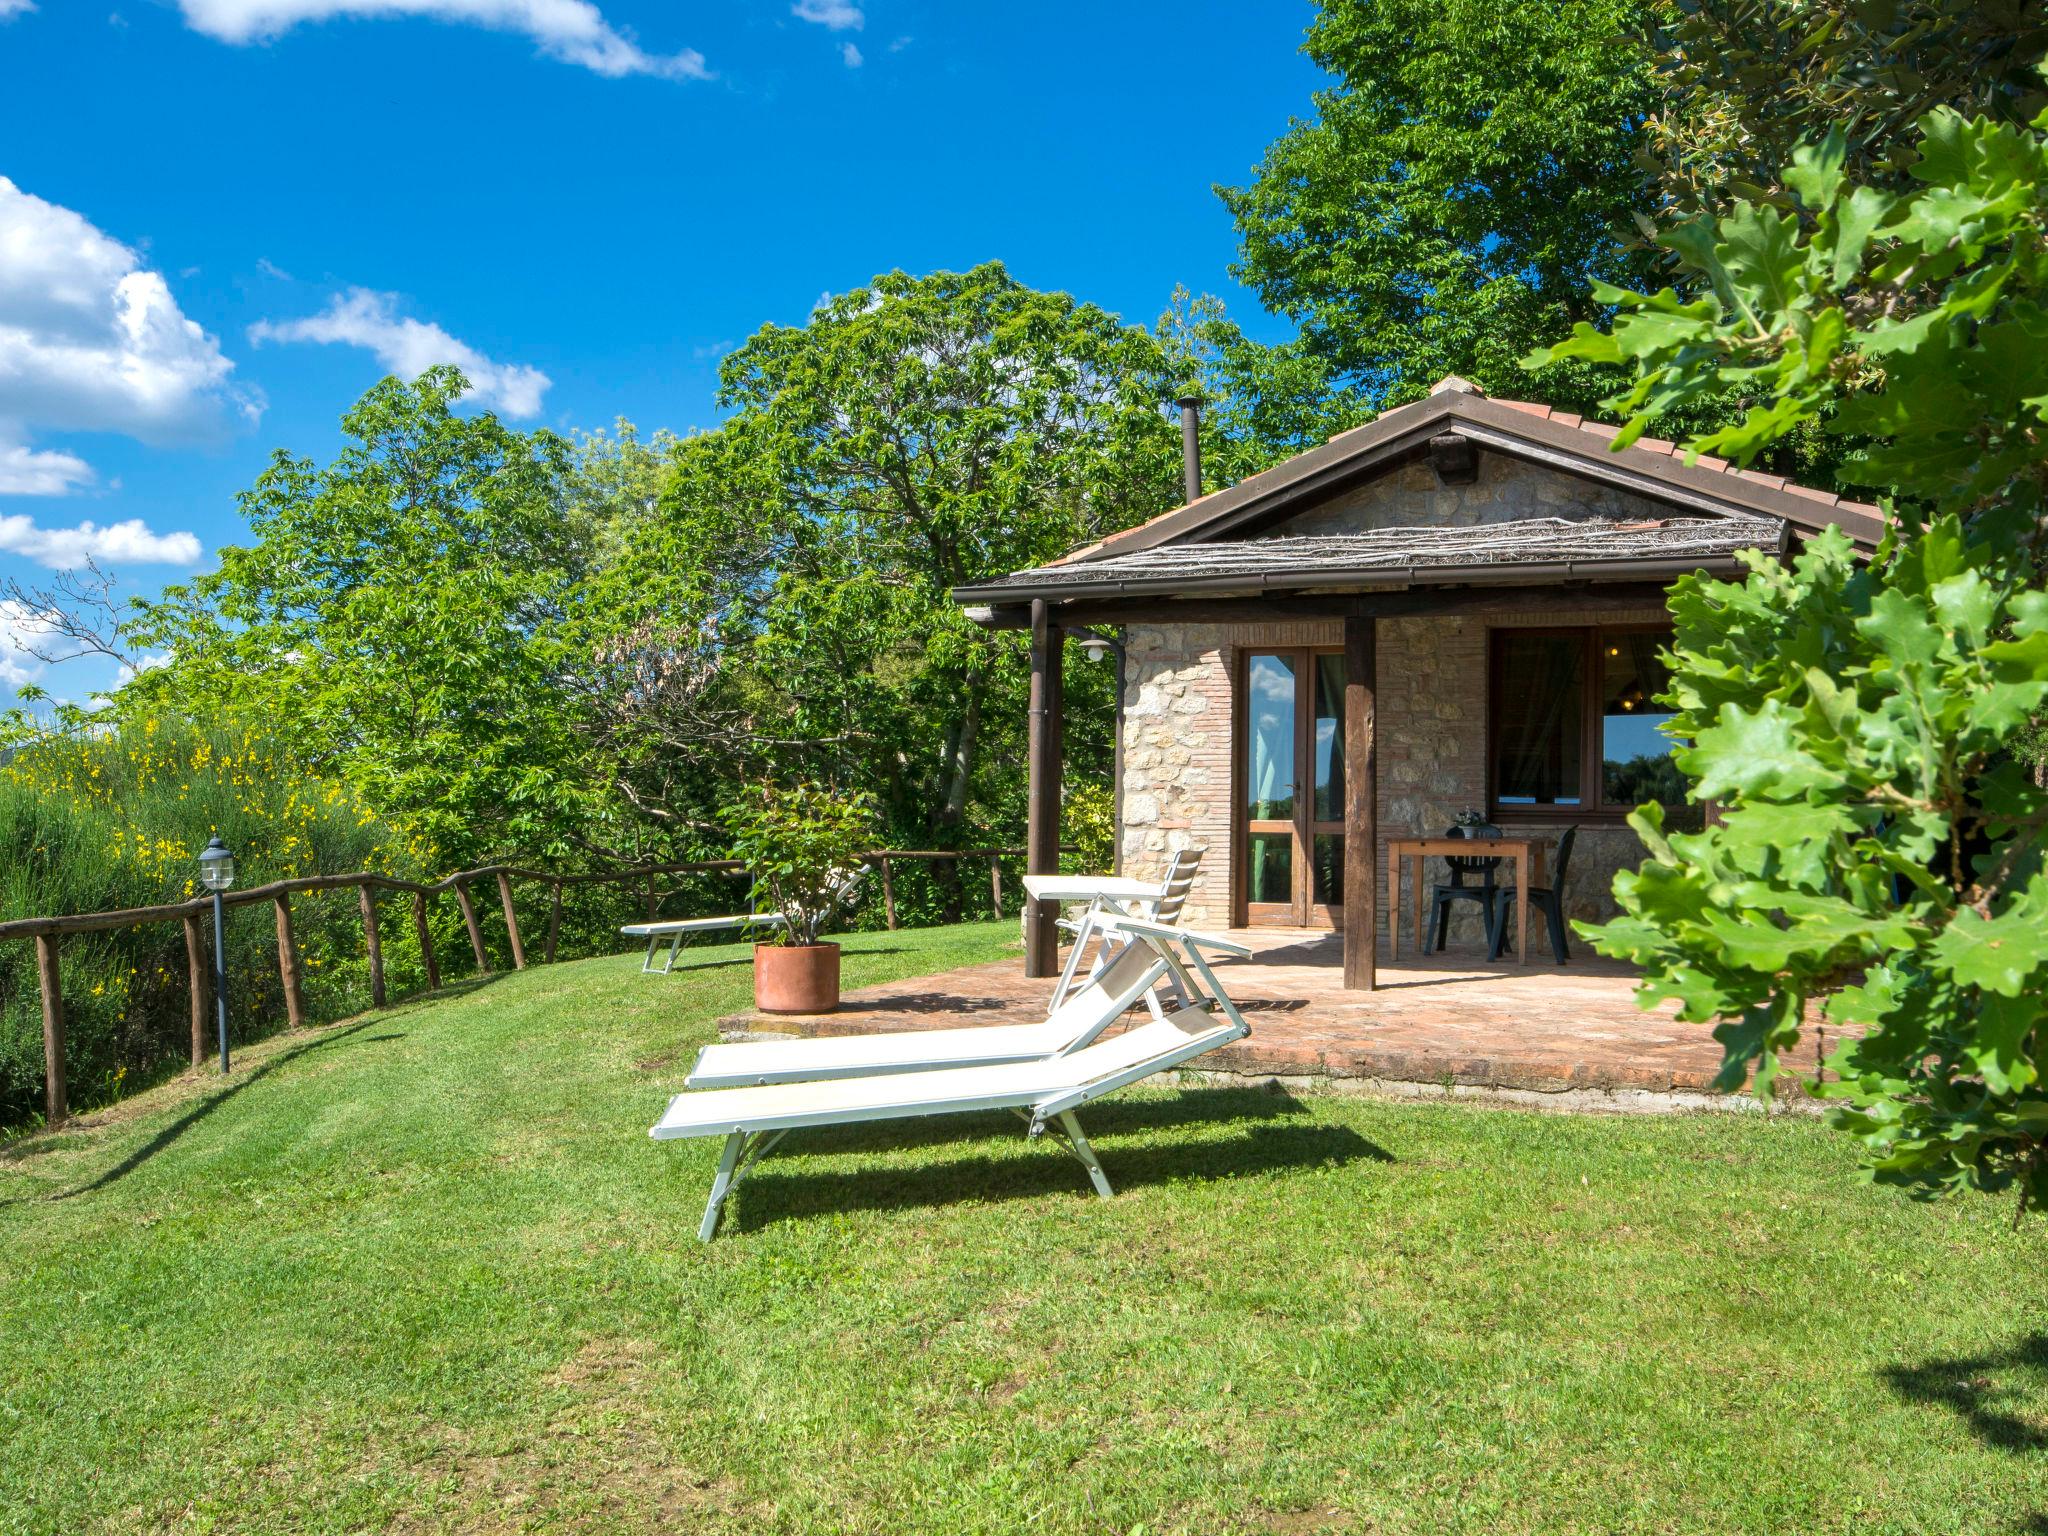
[0,1,37,19]
[793,0,861,30]
[0,438,95,497]
[177,0,710,78]
[0,600,57,689]
[841,40,861,66]
[0,514,201,568]
[0,177,251,455]
[249,287,551,417]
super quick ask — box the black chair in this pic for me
[1429,823,1506,954]
[1488,825,1578,964]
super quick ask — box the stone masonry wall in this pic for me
[1269,451,1668,536]
[1118,605,1670,941]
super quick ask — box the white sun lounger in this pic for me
[652,1005,1249,1241]
[623,912,789,973]
[625,868,868,974]
[652,923,1256,1240]
[684,940,1170,1089]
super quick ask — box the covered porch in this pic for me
[720,930,1806,1111]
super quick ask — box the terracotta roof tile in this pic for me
[1783,482,1841,505]
[1499,400,1553,418]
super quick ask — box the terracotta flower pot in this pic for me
[754,942,841,1014]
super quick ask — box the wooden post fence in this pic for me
[5,849,1044,1129]
[183,913,208,1066]
[358,884,386,1009]
[496,870,526,971]
[274,893,307,1029]
[454,879,490,973]
[36,933,63,1125]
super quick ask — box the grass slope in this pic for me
[1,923,2044,1535]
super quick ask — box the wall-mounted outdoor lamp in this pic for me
[197,835,236,1073]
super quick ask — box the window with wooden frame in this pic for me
[1487,625,1697,827]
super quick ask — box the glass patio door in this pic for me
[1240,649,1345,928]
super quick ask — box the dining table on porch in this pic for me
[1385,835,1547,965]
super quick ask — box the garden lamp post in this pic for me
[198,836,235,1073]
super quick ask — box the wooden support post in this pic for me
[412,891,441,992]
[275,893,307,1028]
[184,913,209,1065]
[988,853,1005,920]
[495,870,526,970]
[879,856,899,930]
[36,932,65,1125]
[545,880,562,964]
[455,879,490,973]
[358,883,386,1008]
[1024,599,1064,978]
[1343,615,1379,991]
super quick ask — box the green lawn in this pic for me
[1,922,2043,1535]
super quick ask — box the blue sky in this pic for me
[0,0,1325,702]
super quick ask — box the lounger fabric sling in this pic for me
[685,940,1169,1090]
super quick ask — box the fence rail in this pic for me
[17,845,1052,1127]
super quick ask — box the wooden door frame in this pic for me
[1231,644,1345,929]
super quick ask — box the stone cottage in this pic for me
[954,378,1882,990]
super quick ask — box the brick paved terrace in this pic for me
[722,931,1824,1115]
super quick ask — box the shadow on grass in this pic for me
[1884,1332,2048,1455]
[722,1090,1389,1233]
[5,977,501,1205]
[730,1120,1389,1232]
[780,1086,1317,1159]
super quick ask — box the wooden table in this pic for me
[1386,836,1546,965]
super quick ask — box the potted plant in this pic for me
[728,780,876,1013]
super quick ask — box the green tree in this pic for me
[619,263,1363,864]
[1220,0,1659,411]
[122,368,600,865]
[1647,0,2048,216]
[1531,110,2048,1206]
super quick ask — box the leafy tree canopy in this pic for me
[1648,0,2048,216]
[1532,109,2048,1207]
[1219,0,1660,412]
[589,263,1364,865]
[104,267,1355,885]
[121,369,603,865]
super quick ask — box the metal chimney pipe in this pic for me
[1177,394,1203,502]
